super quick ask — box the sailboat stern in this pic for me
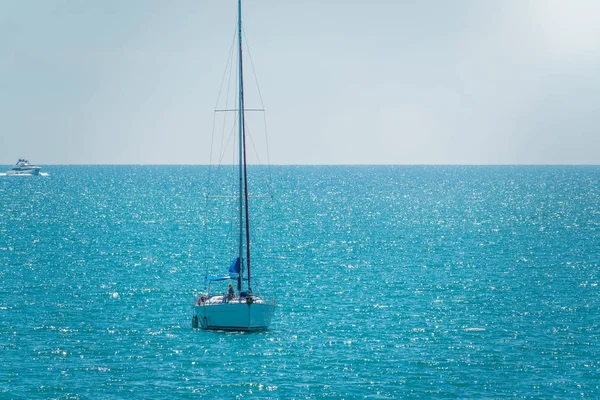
[194,296,275,331]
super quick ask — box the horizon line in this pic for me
[3,163,600,167]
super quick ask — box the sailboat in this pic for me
[192,0,276,331]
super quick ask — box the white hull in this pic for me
[6,168,41,176]
[193,297,275,331]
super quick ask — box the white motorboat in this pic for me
[6,159,42,176]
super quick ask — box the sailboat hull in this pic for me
[194,299,275,331]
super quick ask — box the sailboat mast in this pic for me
[237,0,244,293]
[238,0,252,290]
[238,0,252,292]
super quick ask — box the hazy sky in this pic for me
[2,0,599,165]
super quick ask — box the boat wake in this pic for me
[0,172,50,177]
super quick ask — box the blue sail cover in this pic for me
[228,257,240,278]
[204,258,240,281]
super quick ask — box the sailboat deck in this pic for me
[196,295,271,307]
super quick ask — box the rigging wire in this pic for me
[242,28,277,272]
[243,28,274,195]
[205,23,239,275]
[202,20,278,281]
[208,24,238,193]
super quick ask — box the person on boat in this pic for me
[227,283,235,302]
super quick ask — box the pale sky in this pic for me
[1,0,599,165]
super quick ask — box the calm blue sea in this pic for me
[1,165,599,399]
